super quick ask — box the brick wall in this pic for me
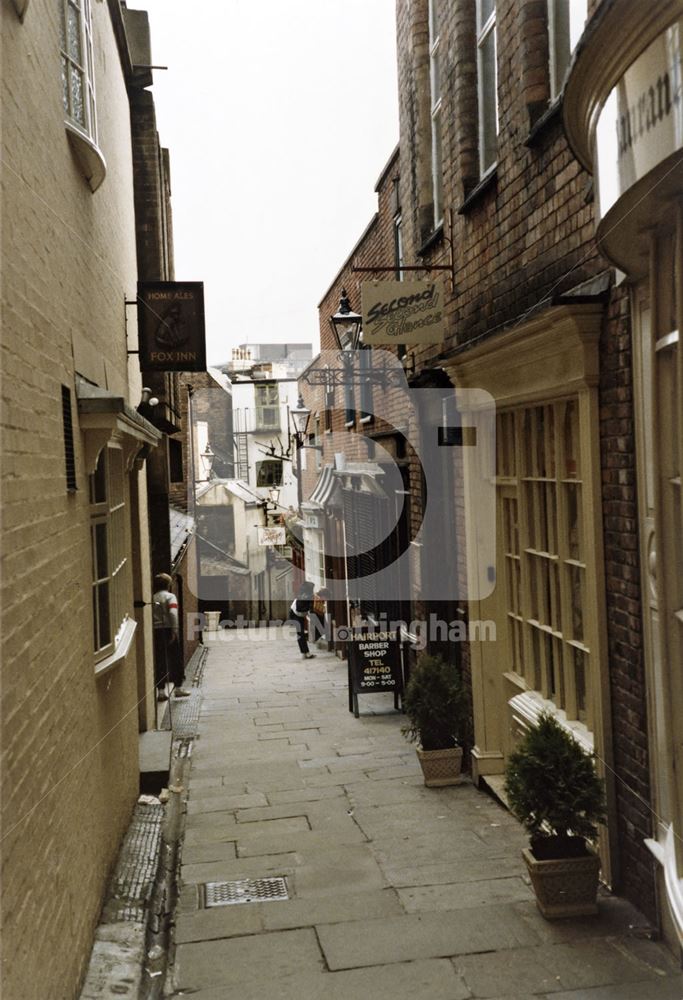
[389,0,653,917]
[1,4,149,998]
[599,285,656,917]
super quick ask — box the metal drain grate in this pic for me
[202,877,289,907]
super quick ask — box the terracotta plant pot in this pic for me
[416,745,463,787]
[523,840,601,919]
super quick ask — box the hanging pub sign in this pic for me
[361,278,445,345]
[347,626,403,718]
[137,281,206,372]
[257,526,286,546]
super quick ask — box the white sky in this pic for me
[141,1,399,366]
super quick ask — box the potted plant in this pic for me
[504,712,607,919]
[402,654,468,787]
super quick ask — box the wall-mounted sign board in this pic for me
[361,279,445,344]
[138,281,206,372]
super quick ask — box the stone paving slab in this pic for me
[175,903,263,944]
[398,876,533,912]
[174,928,323,991]
[381,855,527,887]
[288,844,388,898]
[261,888,403,930]
[180,840,238,865]
[187,790,269,813]
[234,824,366,857]
[171,958,471,1000]
[551,979,683,999]
[455,937,678,996]
[316,904,543,970]
[268,785,346,804]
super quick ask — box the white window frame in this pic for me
[497,401,591,727]
[90,446,130,662]
[254,383,281,431]
[394,214,405,281]
[59,0,97,142]
[476,0,499,177]
[548,0,588,101]
[428,0,444,227]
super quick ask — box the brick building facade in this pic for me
[563,0,683,952]
[301,0,657,927]
[1,4,180,997]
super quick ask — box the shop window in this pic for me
[254,383,280,430]
[90,447,129,657]
[428,0,444,227]
[498,401,590,724]
[256,459,282,487]
[548,0,587,100]
[476,0,498,175]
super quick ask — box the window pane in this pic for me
[573,646,587,719]
[429,0,440,40]
[569,563,584,642]
[432,108,443,224]
[67,4,82,63]
[70,67,85,127]
[478,0,495,29]
[61,58,70,114]
[565,483,582,559]
[95,522,108,578]
[564,399,580,477]
[97,582,111,649]
[431,45,441,105]
[59,4,67,49]
[479,29,498,172]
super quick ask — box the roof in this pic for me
[170,506,194,565]
[304,465,341,509]
[206,367,232,394]
[196,478,264,506]
[75,375,161,441]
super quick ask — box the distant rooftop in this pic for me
[217,343,312,378]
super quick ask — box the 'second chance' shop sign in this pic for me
[361,279,445,344]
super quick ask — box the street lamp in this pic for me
[290,394,311,442]
[268,485,281,507]
[329,288,363,351]
[289,394,311,509]
[201,442,214,481]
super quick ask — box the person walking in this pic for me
[153,572,191,699]
[289,581,316,659]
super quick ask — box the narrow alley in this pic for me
[167,631,683,1000]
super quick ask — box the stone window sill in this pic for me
[94,617,137,679]
[65,120,107,192]
[525,96,563,148]
[508,686,594,753]
[458,166,498,215]
[418,223,444,258]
